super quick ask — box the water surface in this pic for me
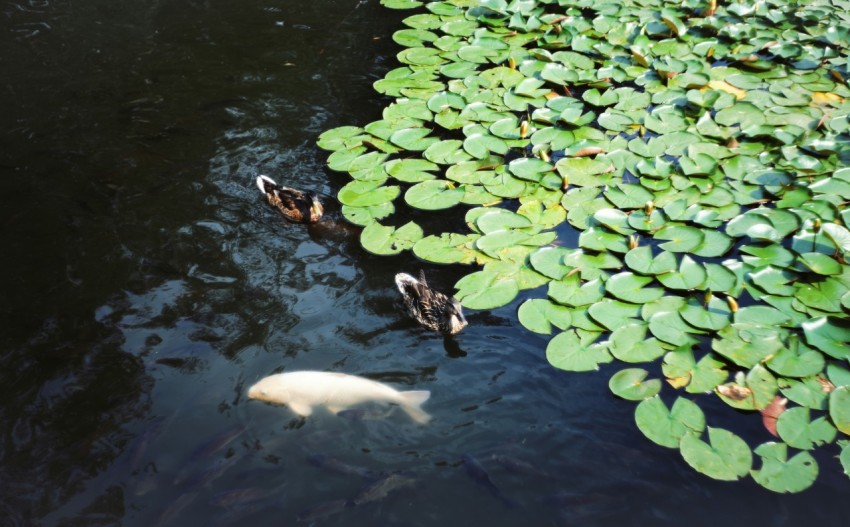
[1,1,847,526]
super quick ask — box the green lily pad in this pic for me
[802,317,850,360]
[831,386,850,435]
[606,272,665,304]
[405,180,465,210]
[648,311,700,347]
[454,270,519,309]
[360,221,423,256]
[548,274,605,307]
[716,365,778,411]
[385,158,439,183]
[546,330,613,372]
[625,247,678,275]
[608,323,667,363]
[776,407,837,450]
[587,300,642,333]
[338,182,400,207]
[529,246,574,280]
[341,202,395,226]
[654,224,704,252]
[518,299,572,335]
[798,252,843,276]
[656,255,707,291]
[680,427,753,482]
[712,323,784,368]
[635,396,706,448]
[765,336,826,378]
[779,376,830,410]
[389,127,439,150]
[609,368,662,401]
[680,297,732,331]
[751,442,818,494]
[412,233,483,265]
[475,209,532,233]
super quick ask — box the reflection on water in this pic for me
[1,1,848,526]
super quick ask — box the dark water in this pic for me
[1,1,847,525]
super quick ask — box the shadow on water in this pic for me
[1,1,848,527]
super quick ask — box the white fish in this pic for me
[247,371,431,424]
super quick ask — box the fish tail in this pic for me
[256,175,276,193]
[398,390,431,424]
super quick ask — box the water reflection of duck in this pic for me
[256,175,323,223]
[395,271,467,335]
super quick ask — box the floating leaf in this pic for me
[751,442,818,493]
[635,396,706,448]
[412,233,483,265]
[609,368,661,401]
[360,221,423,256]
[831,386,850,435]
[765,336,825,378]
[454,270,518,309]
[716,365,778,411]
[776,407,837,450]
[654,224,704,252]
[680,427,752,481]
[606,272,665,304]
[518,299,571,335]
[798,252,843,276]
[625,247,678,275]
[546,330,613,372]
[802,317,850,360]
[405,180,465,210]
[608,323,666,363]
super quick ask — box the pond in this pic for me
[1,0,847,525]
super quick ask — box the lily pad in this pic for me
[680,427,753,481]
[360,221,423,256]
[608,323,667,363]
[635,396,706,448]
[517,298,572,335]
[776,407,837,450]
[802,317,850,360]
[609,368,662,401]
[751,442,818,493]
[605,272,665,304]
[405,180,465,210]
[454,270,519,309]
[831,386,850,435]
[546,330,613,372]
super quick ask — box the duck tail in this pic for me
[256,175,276,193]
[398,390,431,424]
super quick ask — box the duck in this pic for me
[395,271,467,335]
[256,175,324,223]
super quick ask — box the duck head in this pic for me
[445,298,467,335]
[307,191,324,222]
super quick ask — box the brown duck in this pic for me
[256,175,324,223]
[395,271,467,335]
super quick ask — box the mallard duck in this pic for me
[395,271,467,335]
[256,175,323,223]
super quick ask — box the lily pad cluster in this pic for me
[318,0,850,492]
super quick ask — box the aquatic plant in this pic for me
[318,0,850,492]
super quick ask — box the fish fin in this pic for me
[398,390,431,424]
[326,405,345,414]
[288,401,313,417]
